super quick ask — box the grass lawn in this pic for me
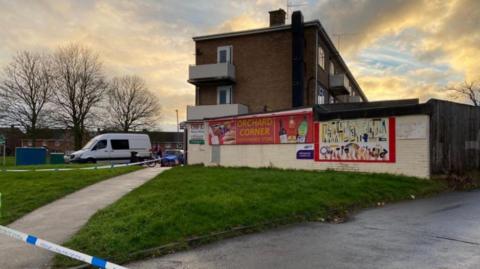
[0,165,141,225]
[0,156,99,170]
[54,165,447,267]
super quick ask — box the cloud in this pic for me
[0,0,200,130]
[302,0,479,103]
[214,14,266,33]
[0,0,287,130]
[0,0,478,131]
[358,75,449,102]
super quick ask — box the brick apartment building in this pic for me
[183,10,480,178]
[187,9,367,121]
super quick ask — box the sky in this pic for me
[0,0,478,131]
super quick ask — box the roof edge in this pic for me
[193,21,319,41]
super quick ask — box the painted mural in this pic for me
[208,119,236,145]
[318,117,395,162]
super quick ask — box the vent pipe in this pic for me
[291,11,304,108]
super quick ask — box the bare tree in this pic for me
[0,51,53,144]
[106,75,161,132]
[51,44,108,150]
[448,81,479,106]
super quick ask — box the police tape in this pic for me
[1,158,162,172]
[0,225,128,269]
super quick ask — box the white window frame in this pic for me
[318,46,325,70]
[329,61,335,76]
[217,46,232,63]
[217,85,232,104]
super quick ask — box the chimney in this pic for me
[269,9,286,27]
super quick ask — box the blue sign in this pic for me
[296,144,314,160]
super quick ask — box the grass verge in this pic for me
[0,165,141,225]
[0,156,103,170]
[53,165,447,268]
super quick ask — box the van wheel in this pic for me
[87,158,96,164]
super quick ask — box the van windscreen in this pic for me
[82,139,97,150]
[111,139,130,150]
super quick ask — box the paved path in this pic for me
[0,167,168,269]
[129,190,480,269]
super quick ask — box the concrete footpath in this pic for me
[0,167,168,269]
[128,190,480,269]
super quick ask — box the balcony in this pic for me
[188,63,236,86]
[329,74,351,96]
[187,104,248,121]
[337,95,363,103]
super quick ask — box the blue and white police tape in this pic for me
[1,158,162,172]
[0,225,128,269]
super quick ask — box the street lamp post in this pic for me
[175,109,179,148]
[175,109,179,133]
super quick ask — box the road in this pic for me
[129,190,480,269]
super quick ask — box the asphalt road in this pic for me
[129,190,480,269]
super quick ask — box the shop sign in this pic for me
[189,123,206,145]
[296,144,314,159]
[208,112,313,145]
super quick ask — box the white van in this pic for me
[68,133,152,163]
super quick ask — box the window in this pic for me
[318,46,325,69]
[217,86,232,104]
[317,83,326,104]
[217,46,232,63]
[111,139,129,150]
[93,140,107,151]
[329,61,335,76]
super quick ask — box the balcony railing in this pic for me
[188,63,235,86]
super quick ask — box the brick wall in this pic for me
[187,115,431,178]
[195,25,320,113]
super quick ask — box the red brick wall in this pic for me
[21,139,74,153]
[195,24,364,110]
[196,28,297,113]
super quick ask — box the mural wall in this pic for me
[317,117,396,162]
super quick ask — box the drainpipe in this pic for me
[315,30,318,105]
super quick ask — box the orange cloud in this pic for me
[214,14,266,33]
[0,1,196,130]
[0,0,478,131]
[358,75,449,102]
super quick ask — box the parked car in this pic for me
[161,149,184,166]
[67,133,152,163]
